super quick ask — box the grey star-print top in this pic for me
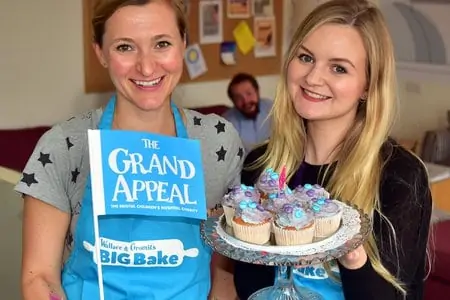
[15,107,245,253]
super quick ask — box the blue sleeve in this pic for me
[260,98,273,114]
[222,109,239,131]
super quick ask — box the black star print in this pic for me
[214,121,226,134]
[237,147,244,159]
[216,146,227,162]
[193,116,202,126]
[66,232,73,247]
[81,111,92,120]
[21,173,38,187]
[66,137,74,150]
[71,168,80,183]
[72,202,82,216]
[38,152,52,167]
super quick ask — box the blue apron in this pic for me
[289,168,344,299]
[293,262,344,299]
[62,96,211,299]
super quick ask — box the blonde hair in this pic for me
[252,0,406,294]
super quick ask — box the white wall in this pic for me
[0,0,448,141]
[0,1,107,129]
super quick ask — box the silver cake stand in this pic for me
[201,202,371,300]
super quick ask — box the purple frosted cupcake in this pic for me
[273,203,315,245]
[310,197,342,239]
[228,184,260,202]
[295,183,330,199]
[222,184,260,226]
[256,168,281,200]
[232,200,273,245]
[265,187,295,213]
[293,183,330,206]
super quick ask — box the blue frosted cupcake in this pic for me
[232,200,273,245]
[310,197,343,239]
[294,183,330,201]
[273,203,315,246]
[256,168,281,200]
[265,187,295,213]
[222,184,260,226]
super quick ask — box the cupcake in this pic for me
[294,183,330,200]
[273,203,315,246]
[256,168,281,200]
[222,184,260,227]
[232,200,273,245]
[310,197,343,239]
[265,187,295,213]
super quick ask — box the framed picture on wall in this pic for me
[199,0,223,44]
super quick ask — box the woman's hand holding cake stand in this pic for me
[338,245,368,270]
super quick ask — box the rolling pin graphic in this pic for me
[83,238,199,267]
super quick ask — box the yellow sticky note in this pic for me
[233,21,255,55]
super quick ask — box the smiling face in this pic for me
[94,1,185,112]
[230,81,260,118]
[287,24,368,125]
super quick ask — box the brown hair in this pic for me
[92,0,187,47]
[227,73,260,101]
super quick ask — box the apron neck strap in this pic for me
[98,94,188,138]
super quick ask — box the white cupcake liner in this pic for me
[231,219,272,245]
[314,210,343,239]
[273,221,315,246]
[223,206,235,227]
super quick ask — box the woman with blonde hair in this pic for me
[233,0,432,299]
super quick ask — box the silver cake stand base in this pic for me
[248,266,323,300]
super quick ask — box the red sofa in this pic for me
[0,105,230,172]
[193,105,230,116]
[0,126,51,172]
[424,220,450,299]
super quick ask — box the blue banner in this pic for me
[92,129,207,220]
